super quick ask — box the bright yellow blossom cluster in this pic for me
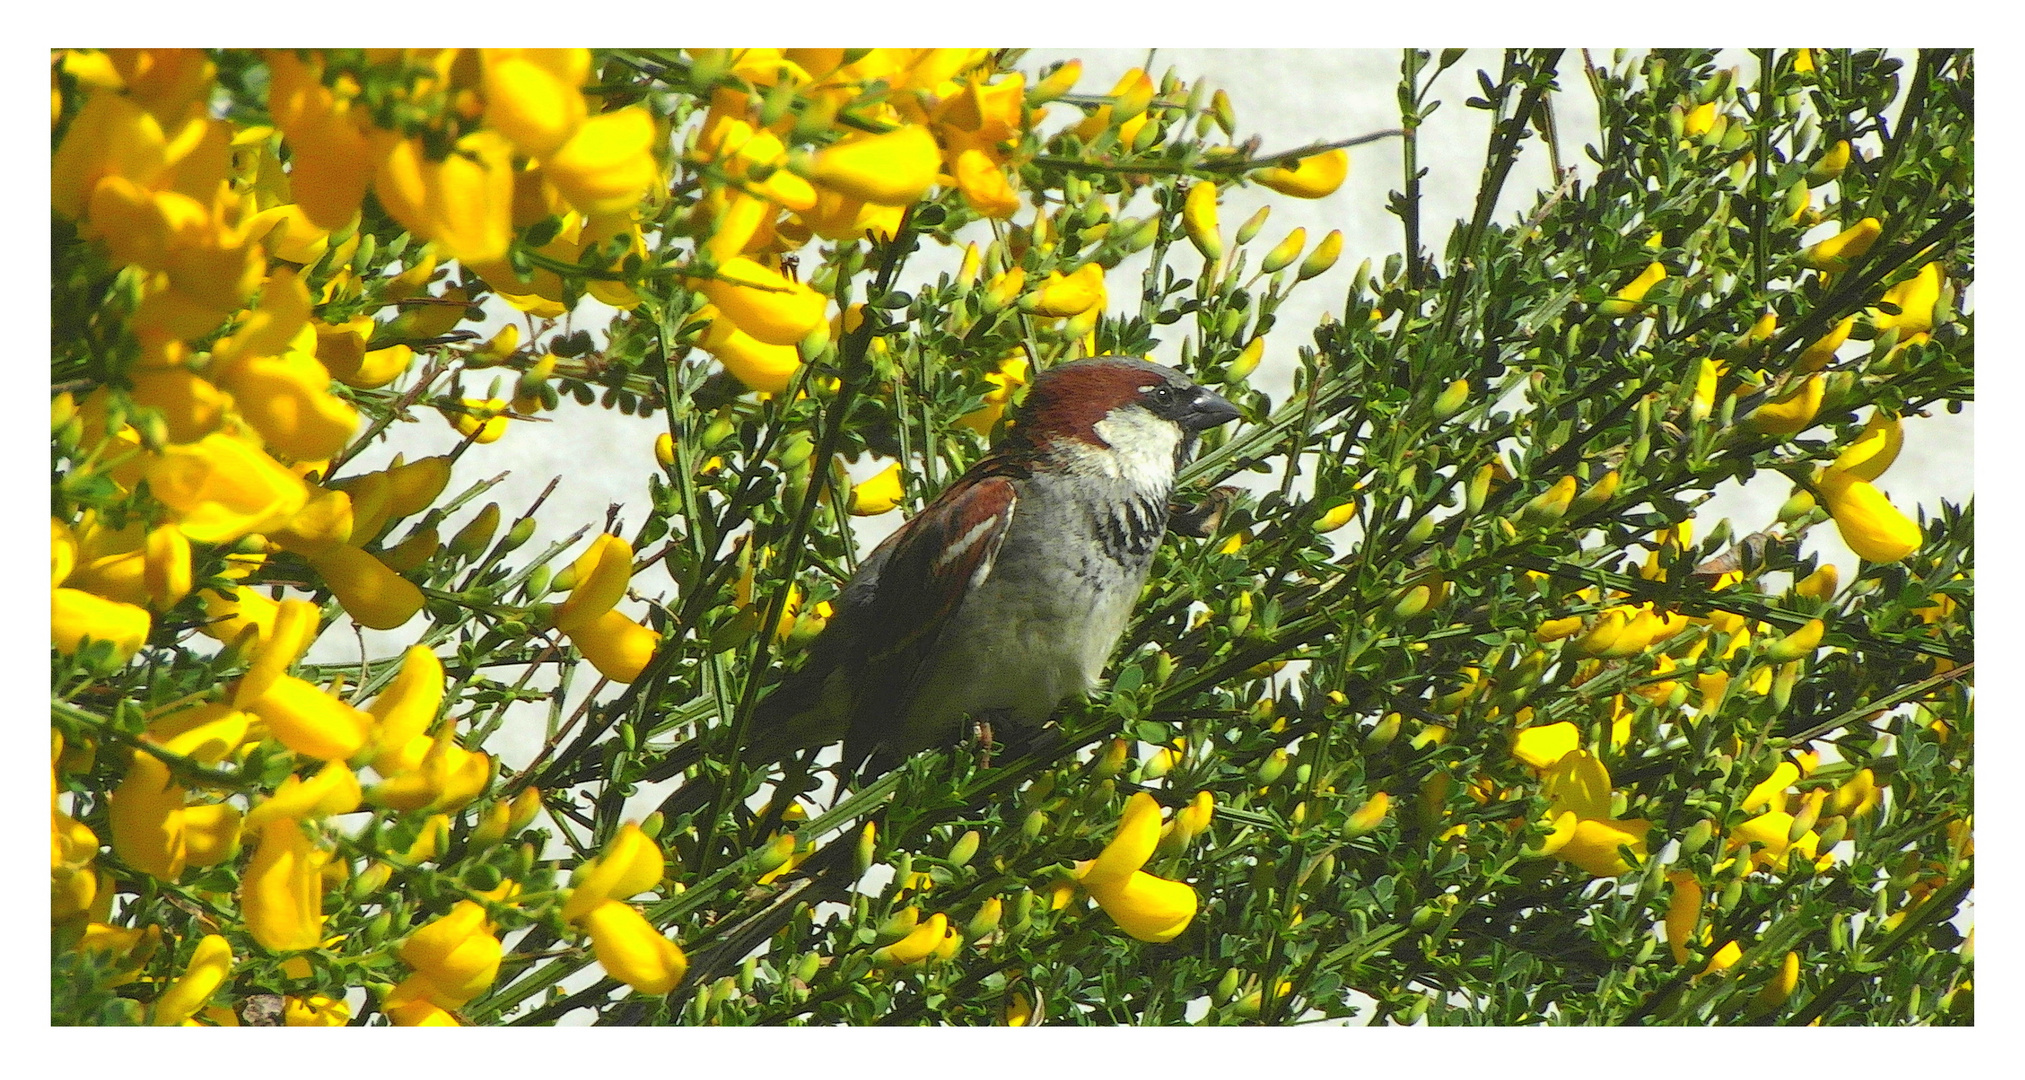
[561,823,687,995]
[1073,792,1203,943]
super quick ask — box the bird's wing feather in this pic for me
[838,472,1018,770]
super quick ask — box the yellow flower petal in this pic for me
[1251,148,1349,199]
[543,107,659,218]
[1817,471,1921,563]
[151,934,233,1025]
[240,819,326,952]
[808,124,941,206]
[849,462,904,516]
[581,900,687,995]
[244,674,371,761]
[1511,722,1580,771]
[52,588,152,663]
[1086,870,1198,943]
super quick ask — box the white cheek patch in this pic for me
[1090,406,1182,489]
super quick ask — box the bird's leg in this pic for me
[966,709,1014,770]
[973,717,995,770]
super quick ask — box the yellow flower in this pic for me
[1817,471,1921,563]
[952,147,1020,217]
[1745,374,1825,436]
[443,397,512,444]
[562,822,666,923]
[694,257,827,346]
[958,355,1030,435]
[1742,761,1799,814]
[1312,500,1357,533]
[1830,767,1881,819]
[808,124,942,206]
[1830,409,1903,483]
[1597,262,1666,317]
[1815,412,1919,564]
[304,543,426,630]
[366,645,446,772]
[151,934,233,1026]
[581,900,687,994]
[240,817,327,952]
[1807,139,1850,185]
[479,49,591,160]
[1871,262,1943,336]
[1075,792,1199,943]
[877,910,949,966]
[849,462,905,516]
[1683,101,1718,139]
[367,728,492,813]
[1665,871,1703,964]
[264,51,387,230]
[245,762,362,829]
[1535,751,1649,877]
[693,304,802,395]
[398,900,503,1008]
[230,596,318,708]
[1183,179,1222,263]
[1755,951,1801,1010]
[1251,148,1349,199]
[128,366,226,443]
[554,534,659,683]
[243,674,373,761]
[1725,810,1830,874]
[142,433,309,544]
[52,588,152,663]
[1797,315,1854,373]
[109,753,185,880]
[1344,792,1390,837]
[284,995,351,1026]
[375,131,517,265]
[1511,722,1580,771]
[1801,217,1881,272]
[1702,940,1743,976]
[1028,262,1106,318]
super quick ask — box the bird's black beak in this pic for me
[1182,386,1242,431]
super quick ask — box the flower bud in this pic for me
[1519,476,1579,527]
[1029,60,1081,105]
[1365,712,1401,750]
[1806,140,1851,186]
[854,821,877,879]
[1801,217,1881,272]
[1465,462,1495,515]
[947,829,980,869]
[1234,206,1270,246]
[1598,262,1666,317]
[1254,749,1290,787]
[1297,229,1343,282]
[1225,336,1265,382]
[1765,618,1824,662]
[1344,792,1390,837]
[1210,89,1236,136]
[1182,181,1222,264]
[1260,227,1306,274]
[450,503,501,558]
[966,898,1003,940]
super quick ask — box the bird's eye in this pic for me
[1146,385,1174,404]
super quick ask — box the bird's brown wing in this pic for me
[834,471,1018,773]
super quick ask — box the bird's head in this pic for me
[1010,357,1241,478]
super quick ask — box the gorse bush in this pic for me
[50,47,1971,1026]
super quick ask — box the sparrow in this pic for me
[649,355,1240,786]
